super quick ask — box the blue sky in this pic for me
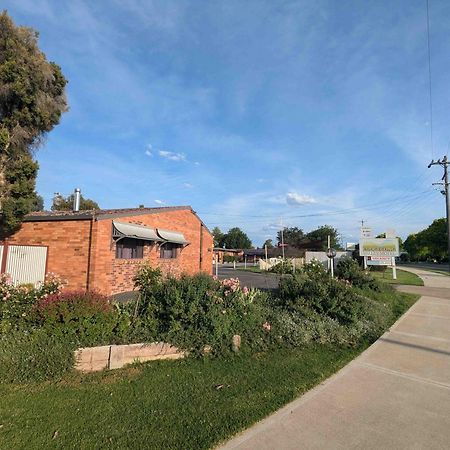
[3,0,450,246]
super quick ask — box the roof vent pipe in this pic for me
[73,188,81,212]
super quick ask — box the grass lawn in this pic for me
[370,268,424,286]
[0,291,419,450]
[0,346,362,449]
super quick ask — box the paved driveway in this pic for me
[220,267,450,450]
[217,265,280,290]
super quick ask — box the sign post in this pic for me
[360,227,372,270]
[392,257,397,280]
[360,238,400,279]
[326,236,337,278]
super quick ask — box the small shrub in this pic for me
[269,260,294,274]
[33,291,124,347]
[0,329,74,383]
[133,265,272,356]
[223,255,239,263]
[0,272,64,334]
[336,257,380,290]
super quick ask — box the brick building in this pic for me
[1,206,214,296]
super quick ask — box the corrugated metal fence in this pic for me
[0,244,48,287]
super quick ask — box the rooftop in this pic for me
[24,206,195,221]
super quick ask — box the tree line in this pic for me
[212,224,341,251]
[404,218,447,262]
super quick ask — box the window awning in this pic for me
[112,221,163,242]
[157,228,189,245]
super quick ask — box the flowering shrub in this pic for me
[269,260,294,274]
[277,262,366,325]
[133,266,272,355]
[336,257,380,291]
[0,273,65,334]
[33,291,126,346]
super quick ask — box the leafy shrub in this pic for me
[134,266,272,355]
[269,260,294,274]
[223,255,239,263]
[0,329,74,383]
[33,291,127,347]
[277,261,365,325]
[0,273,64,334]
[336,257,380,290]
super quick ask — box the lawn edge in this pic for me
[216,291,421,449]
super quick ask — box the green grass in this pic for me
[0,290,419,450]
[0,345,363,450]
[370,268,424,286]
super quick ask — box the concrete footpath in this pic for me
[220,267,450,450]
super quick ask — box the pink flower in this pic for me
[262,322,271,332]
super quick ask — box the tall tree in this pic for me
[222,227,252,249]
[0,11,68,235]
[211,226,224,247]
[404,218,447,261]
[52,193,100,211]
[263,238,274,249]
[277,227,305,248]
[31,193,44,212]
[306,225,341,251]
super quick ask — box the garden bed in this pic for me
[0,258,420,448]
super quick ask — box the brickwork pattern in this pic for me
[3,209,213,296]
[3,220,92,290]
[92,210,214,295]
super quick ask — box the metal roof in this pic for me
[22,205,212,236]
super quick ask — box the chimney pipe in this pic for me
[73,188,81,212]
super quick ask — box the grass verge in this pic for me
[0,291,419,450]
[370,268,423,286]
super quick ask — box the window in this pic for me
[160,242,180,259]
[116,238,144,259]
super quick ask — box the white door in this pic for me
[5,245,48,287]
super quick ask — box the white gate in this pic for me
[0,245,48,287]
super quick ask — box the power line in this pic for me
[199,189,433,221]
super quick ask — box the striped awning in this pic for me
[156,229,189,245]
[112,221,163,242]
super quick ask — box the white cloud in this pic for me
[286,192,316,206]
[145,144,153,156]
[183,183,193,188]
[154,199,165,205]
[159,150,186,161]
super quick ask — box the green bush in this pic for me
[0,329,74,383]
[33,291,129,347]
[0,273,63,335]
[336,257,381,290]
[269,260,294,274]
[223,255,239,263]
[277,261,365,325]
[134,266,272,355]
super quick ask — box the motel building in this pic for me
[0,205,214,297]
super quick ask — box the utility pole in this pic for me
[428,155,450,272]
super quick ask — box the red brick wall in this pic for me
[90,210,214,295]
[3,220,92,290]
[3,209,214,296]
